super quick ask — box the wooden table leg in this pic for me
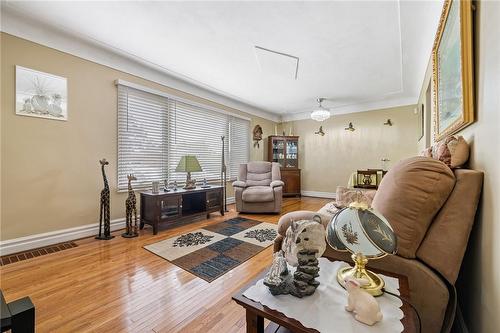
[246,310,264,333]
[153,220,158,235]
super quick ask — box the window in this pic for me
[117,82,250,191]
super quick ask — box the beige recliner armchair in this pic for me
[233,161,284,213]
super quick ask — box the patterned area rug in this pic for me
[144,217,277,282]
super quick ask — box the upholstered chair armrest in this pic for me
[270,180,284,188]
[232,181,247,188]
[277,211,318,236]
[335,186,377,208]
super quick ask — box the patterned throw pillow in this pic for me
[335,186,376,208]
[420,135,470,169]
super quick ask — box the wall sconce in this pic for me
[315,126,325,136]
[384,119,393,126]
[344,122,355,132]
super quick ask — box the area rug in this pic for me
[143,217,277,282]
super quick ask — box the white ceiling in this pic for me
[1,1,443,120]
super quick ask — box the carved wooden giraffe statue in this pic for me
[96,158,114,240]
[122,174,138,238]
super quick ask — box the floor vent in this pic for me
[0,242,78,266]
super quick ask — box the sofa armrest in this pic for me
[270,180,284,188]
[232,181,247,188]
[277,211,318,235]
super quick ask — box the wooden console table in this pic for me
[140,185,223,235]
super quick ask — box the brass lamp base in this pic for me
[337,253,385,297]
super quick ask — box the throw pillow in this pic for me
[420,135,470,169]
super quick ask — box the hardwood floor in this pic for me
[0,197,330,333]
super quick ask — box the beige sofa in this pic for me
[274,157,483,333]
[233,161,284,213]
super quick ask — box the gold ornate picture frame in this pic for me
[432,0,474,141]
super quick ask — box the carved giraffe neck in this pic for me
[101,164,109,191]
[127,179,134,195]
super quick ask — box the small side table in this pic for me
[232,263,417,333]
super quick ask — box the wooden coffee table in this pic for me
[232,264,418,333]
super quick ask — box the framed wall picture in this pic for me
[432,0,474,141]
[15,66,68,121]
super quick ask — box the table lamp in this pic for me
[175,155,202,189]
[326,200,397,296]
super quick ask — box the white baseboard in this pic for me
[301,191,336,199]
[0,218,127,256]
[0,197,236,256]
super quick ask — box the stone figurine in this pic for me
[264,217,326,298]
[122,174,138,238]
[264,251,288,292]
[344,277,383,326]
[264,249,320,298]
[96,158,114,240]
[282,215,326,267]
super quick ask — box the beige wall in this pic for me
[415,2,499,331]
[0,33,276,240]
[281,105,419,193]
[453,2,499,332]
[416,58,433,153]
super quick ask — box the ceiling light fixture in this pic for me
[311,98,331,122]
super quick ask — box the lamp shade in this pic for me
[326,204,397,258]
[326,201,397,296]
[310,98,331,122]
[310,106,331,122]
[175,155,202,173]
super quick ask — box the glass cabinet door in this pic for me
[160,196,181,219]
[206,190,221,210]
[285,140,298,168]
[271,138,286,167]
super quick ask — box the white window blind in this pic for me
[167,100,229,184]
[117,82,250,191]
[117,85,168,190]
[229,116,250,179]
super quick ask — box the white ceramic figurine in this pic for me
[282,215,326,267]
[344,277,383,326]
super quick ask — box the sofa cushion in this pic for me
[417,169,483,284]
[242,186,274,202]
[247,161,272,173]
[246,171,272,186]
[372,156,456,258]
[245,161,273,186]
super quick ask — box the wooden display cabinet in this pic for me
[268,135,301,197]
